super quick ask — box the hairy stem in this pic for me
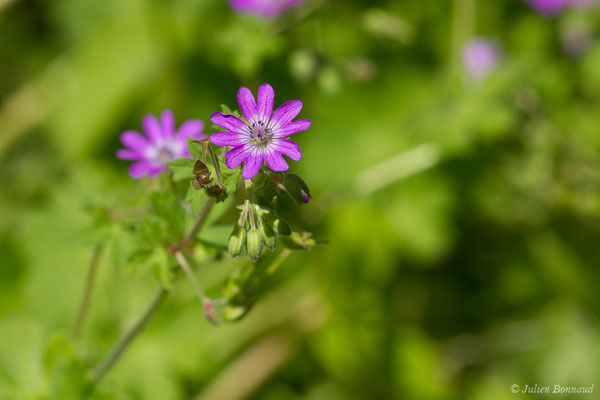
[90,198,215,387]
[174,251,208,303]
[207,144,223,187]
[92,286,168,383]
[72,244,103,339]
[180,198,214,249]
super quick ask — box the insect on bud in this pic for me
[193,160,212,185]
[283,173,311,204]
[246,228,263,261]
[228,224,246,258]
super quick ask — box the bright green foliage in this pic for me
[167,158,196,182]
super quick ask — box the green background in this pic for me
[1,0,600,399]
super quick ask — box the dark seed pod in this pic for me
[272,217,291,236]
[283,173,311,204]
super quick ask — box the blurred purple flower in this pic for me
[527,0,596,15]
[229,0,304,18]
[117,110,206,179]
[210,83,311,179]
[527,0,569,15]
[569,0,598,8]
[561,21,593,57]
[462,39,502,79]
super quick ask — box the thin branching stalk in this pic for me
[206,144,224,187]
[90,197,215,387]
[72,244,103,339]
[91,286,168,383]
[174,250,208,303]
[180,198,214,249]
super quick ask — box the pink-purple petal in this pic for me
[237,86,258,124]
[256,83,275,123]
[121,130,150,153]
[272,119,311,138]
[264,146,289,171]
[210,112,249,134]
[116,149,140,160]
[242,148,263,179]
[177,119,205,142]
[147,164,167,177]
[160,109,175,139]
[273,139,302,161]
[129,161,151,179]
[210,132,249,146]
[142,114,164,143]
[225,144,255,169]
[270,100,303,130]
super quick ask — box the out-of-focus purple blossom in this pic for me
[561,21,593,57]
[117,110,206,179]
[569,0,598,9]
[209,83,311,180]
[527,0,597,15]
[462,39,502,79]
[229,0,304,18]
[528,0,569,16]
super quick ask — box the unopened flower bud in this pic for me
[272,217,291,236]
[246,228,263,261]
[223,304,251,322]
[228,224,246,258]
[258,219,276,250]
[283,173,311,204]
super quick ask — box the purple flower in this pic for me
[209,83,311,180]
[229,0,304,18]
[527,0,569,15]
[117,110,206,179]
[569,0,597,9]
[462,39,502,79]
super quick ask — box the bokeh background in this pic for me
[2,0,600,399]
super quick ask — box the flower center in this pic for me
[247,120,272,144]
[155,143,178,164]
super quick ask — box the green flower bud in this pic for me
[228,224,246,258]
[272,217,291,236]
[258,219,276,250]
[223,304,252,322]
[246,228,263,261]
[283,173,311,204]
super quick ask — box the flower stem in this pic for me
[174,250,208,302]
[90,198,215,387]
[92,285,168,384]
[72,244,103,339]
[207,144,223,187]
[179,198,214,249]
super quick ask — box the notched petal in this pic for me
[210,112,248,134]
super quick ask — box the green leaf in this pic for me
[150,247,174,289]
[218,155,242,194]
[187,136,204,160]
[186,186,208,215]
[167,158,195,182]
[220,104,242,119]
[44,335,89,400]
